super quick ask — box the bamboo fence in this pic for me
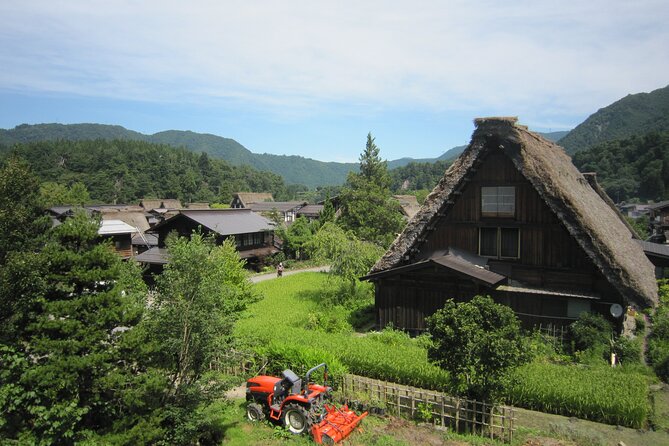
[341,374,515,443]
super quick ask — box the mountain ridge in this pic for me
[0,124,571,187]
[558,84,669,154]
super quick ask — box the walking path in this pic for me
[249,265,330,283]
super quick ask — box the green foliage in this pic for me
[613,336,643,366]
[0,123,357,188]
[509,362,650,428]
[390,160,450,192]
[338,134,405,247]
[317,192,335,225]
[0,156,51,262]
[280,216,314,259]
[40,181,91,207]
[568,313,613,358]
[237,273,450,389]
[0,212,148,444]
[239,273,652,427]
[571,131,669,202]
[308,222,385,295]
[648,280,669,381]
[2,139,289,205]
[626,215,650,239]
[425,296,528,402]
[146,233,256,390]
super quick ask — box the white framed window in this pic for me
[482,186,515,217]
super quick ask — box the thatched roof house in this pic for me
[366,117,657,331]
[393,195,421,220]
[230,192,274,209]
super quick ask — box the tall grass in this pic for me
[236,273,651,428]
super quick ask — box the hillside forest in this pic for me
[0,139,303,205]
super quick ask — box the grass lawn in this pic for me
[235,272,655,429]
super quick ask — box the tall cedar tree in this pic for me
[0,211,147,444]
[338,133,404,247]
[0,156,51,262]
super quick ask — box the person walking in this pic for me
[277,262,284,278]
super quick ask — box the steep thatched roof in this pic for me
[372,117,658,308]
[233,192,274,207]
[393,195,421,219]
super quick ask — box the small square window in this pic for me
[481,186,515,217]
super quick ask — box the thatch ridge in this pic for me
[372,118,658,308]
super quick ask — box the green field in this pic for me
[236,273,653,428]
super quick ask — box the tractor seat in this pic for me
[281,369,302,395]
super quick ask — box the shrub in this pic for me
[613,336,642,365]
[426,296,528,402]
[569,313,613,361]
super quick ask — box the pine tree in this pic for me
[338,133,404,247]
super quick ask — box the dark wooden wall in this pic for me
[376,149,624,331]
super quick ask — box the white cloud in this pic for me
[1,0,668,125]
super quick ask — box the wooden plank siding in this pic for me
[376,150,625,331]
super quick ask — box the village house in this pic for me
[247,201,307,224]
[364,117,658,333]
[230,192,274,209]
[135,208,278,272]
[296,204,325,221]
[393,195,421,220]
[648,201,669,243]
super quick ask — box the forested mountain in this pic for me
[572,131,669,202]
[390,160,451,192]
[558,84,669,154]
[0,123,357,187]
[0,139,290,204]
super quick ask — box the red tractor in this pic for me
[245,363,367,444]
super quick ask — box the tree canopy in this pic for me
[1,139,293,205]
[426,296,528,403]
[337,134,405,247]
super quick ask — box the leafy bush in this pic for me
[613,336,642,366]
[569,313,613,354]
[426,296,528,402]
[648,280,669,381]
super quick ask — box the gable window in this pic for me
[479,227,520,259]
[481,186,515,217]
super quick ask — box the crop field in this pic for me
[236,272,652,428]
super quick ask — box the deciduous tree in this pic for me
[426,296,527,403]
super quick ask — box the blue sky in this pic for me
[1,1,668,163]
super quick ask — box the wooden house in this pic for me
[248,201,307,224]
[364,117,658,332]
[648,201,669,242]
[98,219,137,259]
[230,192,274,209]
[297,204,325,221]
[135,208,278,270]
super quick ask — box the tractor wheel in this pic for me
[246,402,266,422]
[282,403,313,435]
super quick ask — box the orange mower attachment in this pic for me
[311,404,368,445]
[245,363,367,444]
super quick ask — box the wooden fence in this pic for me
[217,353,516,443]
[341,374,515,443]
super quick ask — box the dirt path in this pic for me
[249,265,330,283]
